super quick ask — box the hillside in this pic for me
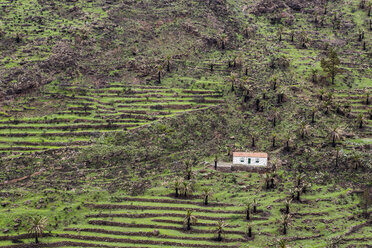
[0,0,371,247]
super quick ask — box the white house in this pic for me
[233,152,268,167]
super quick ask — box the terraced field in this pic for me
[0,167,371,247]
[0,82,224,155]
[333,88,372,149]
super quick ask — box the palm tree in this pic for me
[318,88,325,100]
[366,91,370,105]
[299,122,311,139]
[202,188,213,205]
[280,214,291,235]
[284,199,292,214]
[28,216,48,244]
[329,127,343,147]
[184,209,197,230]
[277,239,288,248]
[215,220,226,241]
[182,181,192,198]
[357,113,365,128]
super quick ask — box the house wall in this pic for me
[233,156,267,166]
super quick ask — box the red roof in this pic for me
[233,152,268,158]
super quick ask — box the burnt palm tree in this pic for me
[173,178,183,197]
[335,147,341,168]
[290,30,295,42]
[351,152,362,170]
[166,55,171,72]
[28,216,48,244]
[184,209,197,230]
[329,127,343,147]
[299,122,311,139]
[284,134,292,152]
[311,106,317,123]
[220,33,227,50]
[251,132,257,147]
[252,199,258,213]
[245,202,251,220]
[277,26,284,41]
[214,155,218,170]
[215,220,226,241]
[246,223,253,238]
[280,214,291,235]
[157,65,163,84]
[271,107,280,127]
[272,133,277,148]
[284,199,292,214]
[182,181,192,198]
[202,188,213,205]
[263,173,271,190]
[357,113,365,128]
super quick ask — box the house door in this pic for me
[248,158,251,164]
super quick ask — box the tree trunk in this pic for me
[252,137,255,147]
[167,61,170,72]
[187,217,191,230]
[296,191,300,201]
[204,195,208,205]
[256,99,260,111]
[253,205,257,213]
[214,160,217,170]
[246,209,250,220]
[184,191,187,197]
[245,68,248,76]
[222,42,225,50]
[272,137,276,148]
[312,112,315,123]
[271,178,275,188]
[217,231,222,241]
[248,227,252,237]
[175,188,179,197]
[283,224,287,235]
[332,136,336,147]
[273,118,276,127]
[158,71,161,84]
[360,120,363,129]
[35,234,39,244]
[286,141,289,151]
[210,64,214,72]
[286,205,289,214]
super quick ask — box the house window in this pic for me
[256,158,259,163]
[240,158,244,163]
[248,158,251,164]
